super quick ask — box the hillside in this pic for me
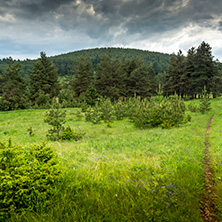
[0,48,172,77]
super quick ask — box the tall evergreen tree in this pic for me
[182,47,196,98]
[0,57,28,110]
[95,54,121,100]
[118,58,156,98]
[129,60,156,98]
[29,52,60,105]
[212,60,222,98]
[70,56,94,97]
[193,41,215,95]
[163,50,185,97]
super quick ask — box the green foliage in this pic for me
[0,57,29,111]
[75,110,84,121]
[95,54,121,100]
[29,52,60,106]
[0,48,171,77]
[131,95,186,128]
[188,103,199,112]
[44,99,66,140]
[183,114,192,123]
[0,140,62,220]
[113,97,128,120]
[85,104,103,124]
[100,98,115,123]
[70,56,94,97]
[163,42,221,99]
[199,88,211,114]
[85,84,101,106]
[163,50,185,96]
[59,126,85,141]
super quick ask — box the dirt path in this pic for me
[201,113,217,222]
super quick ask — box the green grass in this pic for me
[0,100,218,221]
[208,98,222,220]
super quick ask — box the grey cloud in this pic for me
[1,0,222,59]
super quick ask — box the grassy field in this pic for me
[1,99,221,221]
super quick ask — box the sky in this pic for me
[1,0,222,60]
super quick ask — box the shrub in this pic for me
[60,126,85,141]
[85,104,103,124]
[44,98,66,141]
[113,98,127,120]
[188,103,199,112]
[0,140,62,220]
[100,98,115,123]
[199,88,211,114]
[131,95,186,128]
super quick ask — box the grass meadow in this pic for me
[1,98,221,221]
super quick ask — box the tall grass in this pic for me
[0,100,216,221]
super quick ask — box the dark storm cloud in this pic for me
[1,0,222,59]
[3,0,221,36]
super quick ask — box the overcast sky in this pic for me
[1,0,222,60]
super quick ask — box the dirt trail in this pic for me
[201,113,217,222]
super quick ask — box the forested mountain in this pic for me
[0,48,172,77]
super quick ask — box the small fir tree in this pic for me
[199,87,211,114]
[44,98,66,140]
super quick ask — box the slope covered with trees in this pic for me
[0,48,172,77]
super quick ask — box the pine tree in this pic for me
[70,56,94,97]
[163,50,185,97]
[212,60,222,98]
[193,42,214,95]
[95,54,120,100]
[130,60,156,98]
[199,87,211,114]
[29,52,60,106]
[44,98,66,140]
[182,47,196,98]
[118,58,156,98]
[0,57,28,110]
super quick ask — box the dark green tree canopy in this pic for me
[29,52,60,105]
[70,56,94,97]
[163,42,222,98]
[0,57,28,110]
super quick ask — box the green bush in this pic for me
[113,98,128,120]
[100,98,115,123]
[187,103,199,112]
[0,140,62,221]
[199,88,211,114]
[131,95,186,128]
[44,98,66,141]
[85,104,103,124]
[60,126,85,141]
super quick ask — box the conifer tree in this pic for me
[193,41,214,95]
[44,98,66,140]
[95,54,121,100]
[0,57,28,110]
[70,56,94,97]
[29,52,60,106]
[182,47,196,98]
[130,60,156,98]
[163,50,185,97]
[212,60,222,98]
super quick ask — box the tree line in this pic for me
[0,41,221,111]
[0,48,171,77]
[163,41,222,98]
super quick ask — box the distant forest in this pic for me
[0,47,172,77]
[0,42,221,111]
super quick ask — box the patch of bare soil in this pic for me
[201,114,218,222]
